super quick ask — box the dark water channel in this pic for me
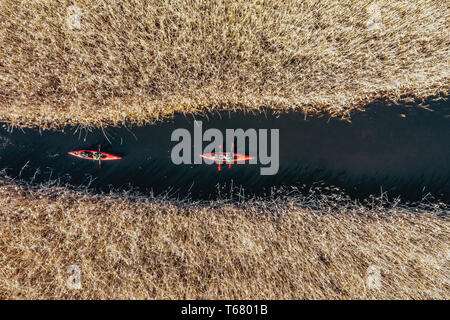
[0,97,449,202]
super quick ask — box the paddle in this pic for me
[98,144,101,169]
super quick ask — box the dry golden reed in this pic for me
[0,179,448,299]
[0,0,449,128]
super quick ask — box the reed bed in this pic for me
[0,0,448,128]
[0,178,448,299]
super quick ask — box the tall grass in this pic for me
[0,178,448,299]
[0,0,448,128]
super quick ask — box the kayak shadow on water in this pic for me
[0,96,449,203]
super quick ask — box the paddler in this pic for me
[93,152,102,160]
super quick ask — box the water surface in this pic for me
[0,97,449,202]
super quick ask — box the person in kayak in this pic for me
[92,152,103,160]
[214,152,234,162]
[80,151,90,158]
[79,151,102,159]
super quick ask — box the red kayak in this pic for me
[200,152,253,163]
[68,145,121,168]
[200,144,254,171]
[68,150,122,160]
